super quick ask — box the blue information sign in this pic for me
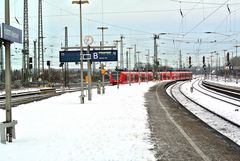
[59,50,118,62]
[1,23,22,43]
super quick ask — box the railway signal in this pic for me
[202,56,206,68]
[226,52,230,66]
[29,57,33,69]
[188,56,192,68]
[47,61,50,66]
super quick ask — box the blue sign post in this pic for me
[1,23,22,43]
[59,50,118,63]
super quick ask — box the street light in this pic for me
[72,0,89,104]
[136,51,141,84]
[97,27,108,48]
[113,40,121,89]
[97,26,108,94]
[127,47,133,86]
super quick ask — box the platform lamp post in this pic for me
[114,40,121,89]
[97,27,108,94]
[127,47,133,86]
[72,0,88,104]
[136,51,141,85]
[146,49,150,83]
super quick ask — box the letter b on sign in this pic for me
[93,52,98,60]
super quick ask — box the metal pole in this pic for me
[127,47,132,86]
[136,51,141,84]
[79,3,85,103]
[134,44,136,69]
[61,65,64,88]
[153,34,159,80]
[216,52,219,81]
[235,46,238,84]
[38,0,44,77]
[146,49,150,83]
[210,52,213,80]
[48,63,50,84]
[114,40,120,89]
[120,35,124,69]
[97,27,108,49]
[5,0,13,142]
[126,51,128,69]
[23,0,29,86]
[179,50,182,70]
[97,27,108,94]
[0,42,3,83]
[127,47,132,70]
[87,45,92,100]
[33,40,37,80]
[64,27,68,88]
[223,50,227,82]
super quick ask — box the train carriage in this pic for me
[109,71,192,85]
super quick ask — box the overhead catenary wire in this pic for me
[169,0,240,6]
[183,0,230,37]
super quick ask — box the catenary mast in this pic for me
[38,0,44,77]
[23,0,29,85]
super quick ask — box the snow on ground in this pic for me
[182,79,240,125]
[0,88,40,95]
[173,77,240,145]
[0,82,156,161]
[204,76,240,88]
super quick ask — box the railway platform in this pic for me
[145,81,240,161]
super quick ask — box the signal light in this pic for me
[227,52,230,65]
[202,56,206,68]
[47,61,50,66]
[188,56,192,68]
[29,57,32,63]
[29,57,33,70]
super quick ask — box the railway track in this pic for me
[0,83,103,109]
[168,79,240,145]
[202,80,240,99]
[0,87,82,109]
[197,80,240,106]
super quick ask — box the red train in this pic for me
[109,71,192,85]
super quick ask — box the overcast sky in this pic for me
[1,0,240,69]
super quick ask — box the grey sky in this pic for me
[1,0,240,69]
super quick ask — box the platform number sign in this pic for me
[59,50,118,62]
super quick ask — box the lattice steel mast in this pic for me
[23,0,29,85]
[38,0,44,76]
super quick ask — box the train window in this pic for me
[111,72,119,80]
[124,75,128,81]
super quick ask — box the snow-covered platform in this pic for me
[0,83,155,161]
